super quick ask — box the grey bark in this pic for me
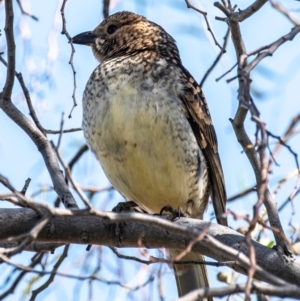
[0,208,299,286]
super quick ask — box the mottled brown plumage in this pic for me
[73,11,227,298]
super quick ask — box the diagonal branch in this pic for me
[245,25,300,74]
[16,0,38,21]
[270,0,300,26]
[200,27,230,87]
[230,0,268,22]
[185,0,225,52]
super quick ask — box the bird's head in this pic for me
[72,11,181,64]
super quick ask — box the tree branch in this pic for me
[215,0,292,253]
[244,25,300,74]
[103,0,110,18]
[1,208,299,286]
[230,0,268,22]
[200,27,230,87]
[177,282,300,301]
[0,0,78,210]
[2,0,15,100]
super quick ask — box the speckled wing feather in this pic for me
[179,66,227,226]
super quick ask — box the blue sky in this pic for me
[0,0,300,300]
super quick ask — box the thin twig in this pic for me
[0,253,154,291]
[273,169,300,197]
[0,253,44,300]
[2,0,15,100]
[56,112,65,149]
[110,246,236,267]
[51,142,93,209]
[15,72,47,136]
[60,0,77,118]
[244,26,300,75]
[16,0,38,21]
[227,186,256,202]
[270,0,300,26]
[185,0,225,52]
[103,0,110,18]
[200,27,230,87]
[68,144,89,170]
[215,62,238,82]
[268,113,300,172]
[266,130,299,171]
[45,127,82,134]
[30,245,70,301]
[0,54,47,136]
[0,175,44,216]
[20,178,31,195]
[54,144,89,207]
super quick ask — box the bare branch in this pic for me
[60,0,77,118]
[103,0,110,18]
[45,127,82,134]
[16,0,38,21]
[0,253,154,291]
[185,0,226,52]
[29,245,70,301]
[230,0,268,22]
[15,72,47,136]
[2,0,15,100]
[20,178,31,195]
[0,55,80,137]
[54,144,89,207]
[0,2,78,209]
[268,113,300,172]
[52,142,92,209]
[0,253,44,300]
[111,247,239,268]
[270,0,300,26]
[216,62,238,82]
[266,129,299,171]
[200,27,230,87]
[68,144,89,170]
[215,0,291,253]
[56,113,65,149]
[1,208,299,286]
[244,26,300,74]
[177,282,300,301]
[227,186,256,202]
[0,54,47,136]
[0,175,44,216]
[0,98,78,208]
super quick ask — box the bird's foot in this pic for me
[112,200,146,213]
[160,205,189,221]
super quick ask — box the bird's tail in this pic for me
[172,250,213,301]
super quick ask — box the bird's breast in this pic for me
[83,63,208,217]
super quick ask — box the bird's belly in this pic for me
[84,87,203,214]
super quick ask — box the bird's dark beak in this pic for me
[72,31,99,45]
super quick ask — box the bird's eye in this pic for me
[107,24,118,34]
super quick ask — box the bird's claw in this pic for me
[160,205,189,221]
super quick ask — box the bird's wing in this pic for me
[179,66,227,226]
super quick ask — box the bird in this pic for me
[72,11,227,298]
